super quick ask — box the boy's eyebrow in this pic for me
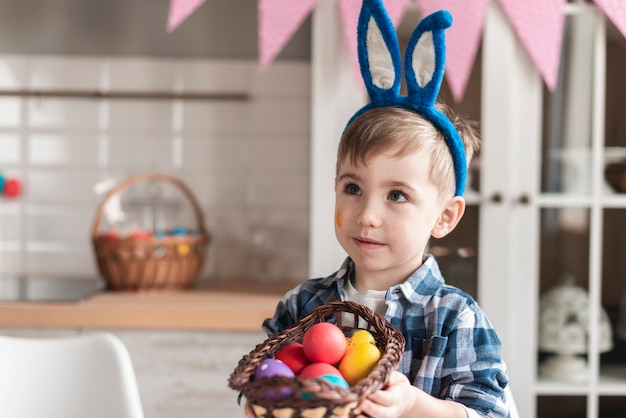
[384,180,417,193]
[337,173,418,192]
[336,173,360,183]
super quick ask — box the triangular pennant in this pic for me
[497,0,566,91]
[167,0,207,32]
[416,0,490,103]
[339,0,410,89]
[259,0,319,69]
[593,0,626,40]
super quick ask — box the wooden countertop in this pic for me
[0,282,294,331]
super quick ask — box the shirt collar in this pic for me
[327,255,444,302]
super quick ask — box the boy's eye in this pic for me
[345,183,361,195]
[389,190,407,202]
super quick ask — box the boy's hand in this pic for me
[356,371,417,418]
[356,371,467,418]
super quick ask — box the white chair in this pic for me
[0,332,145,418]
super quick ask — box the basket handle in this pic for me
[91,172,207,239]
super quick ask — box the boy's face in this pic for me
[334,150,456,287]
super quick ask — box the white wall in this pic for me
[0,56,311,291]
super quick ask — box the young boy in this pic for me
[256,105,509,418]
[244,1,510,417]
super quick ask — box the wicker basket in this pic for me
[229,301,406,418]
[91,173,210,291]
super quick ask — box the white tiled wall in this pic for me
[0,55,311,288]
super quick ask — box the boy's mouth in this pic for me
[353,236,384,249]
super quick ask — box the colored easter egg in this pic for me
[299,363,343,380]
[254,358,296,399]
[254,358,295,380]
[346,329,376,347]
[170,227,188,236]
[338,343,382,386]
[320,374,349,389]
[0,173,4,192]
[302,322,346,364]
[177,243,190,255]
[129,230,152,239]
[103,230,118,239]
[274,342,311,375]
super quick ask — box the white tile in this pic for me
[180,135,246,170]
[28,169,100,204]
[0,133,21,164]
[247,135,310,174]
[108,133,174,168]
[181,61,249,93]
[0,98,22,127]
[25,248,97,278]
[250,62,311,98]
[183,174,246,208]
[0,56,27,89]
[182,102,250,133]
[0,212,21,240]
[28,98,99,129]
[249,99,310,134]
[108,58,175,91]
[108,101,172,130]
[28,56,101,90]
[0,248,22,273]
[25,207,94,241]
[247,174,309,208]
[29,133,98,166]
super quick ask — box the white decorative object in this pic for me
[538,275,613,382]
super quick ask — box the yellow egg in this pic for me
[346,329,376,347]
[338,343,381,386]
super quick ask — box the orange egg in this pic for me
[338,343,381,386]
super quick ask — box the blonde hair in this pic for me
[337,105,480,197]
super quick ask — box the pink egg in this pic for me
[302,322,347,364]
[299,363,343,379]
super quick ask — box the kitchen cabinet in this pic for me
[479,3,626,418]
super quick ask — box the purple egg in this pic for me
[254,358,295,380]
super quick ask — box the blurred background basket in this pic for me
[91,172,210,291]
[229,301,405,418]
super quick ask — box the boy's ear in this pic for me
[431,196,465,239]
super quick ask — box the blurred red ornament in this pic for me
[3,178,20,198]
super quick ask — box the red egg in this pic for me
[275,342,311,375]
[299,363,343,379]
[302,322,347,364]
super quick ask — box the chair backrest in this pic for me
[0,332,145,418]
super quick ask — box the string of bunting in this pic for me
[166,0,626,103]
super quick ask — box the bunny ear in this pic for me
[404,10,452,107]
[358,0,402,103]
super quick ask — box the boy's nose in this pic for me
[356,199,382,227]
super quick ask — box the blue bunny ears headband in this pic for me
[348,0,467,196]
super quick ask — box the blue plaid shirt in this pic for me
[263,255,510,418]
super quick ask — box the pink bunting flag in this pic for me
[497,0,566,91]
[593,0,626,39]
[258,0,319,69]
[417,0,490,103]
[339,0,410,89]
[167,0,206,32]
